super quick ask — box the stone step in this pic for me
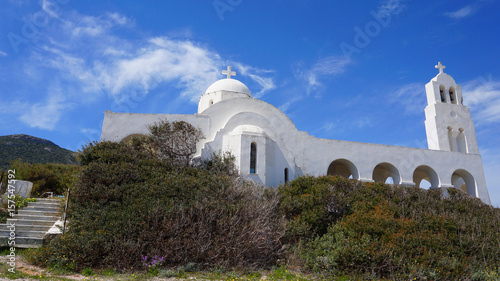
[0,224,51,232]
[11,214,59,221]
[24,206,60,212]
[0,230,46,238]
[33,198,62,202]
[27,202,61,208]
[17,244,41,249]
[7,219,55,227]
[0,236,43,248]
[0,198,63,248]
[17,209,60,217]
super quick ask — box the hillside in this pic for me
[0,134,78,170]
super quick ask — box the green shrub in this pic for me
[30,141,284,271]
[13,196,36,209]
[298,182,500,280]
[278,176,357,243]
[81,267,94,276]
[9,160,80,196]
[26,140,500,280]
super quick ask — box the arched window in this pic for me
[449,87,456,104]
[250,143,257,174]
[209,99,214,106]
[439,85,446,103]
[284,168,289,183]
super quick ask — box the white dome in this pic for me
[205,78,251,96]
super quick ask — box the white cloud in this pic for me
[321,121,337,132]
[62,12,132,38]
[355,117,374,129]
[462,76,500,125]
[0,51,7,56]
[99,37,222,102]
[445,5,475,19]
[390,83,426,114]
[311,56,351,76]
[106,12,134,26]
[19,86,71,130]
[81,128,101,136]
[444,1,493,20]
[232,62,276,98]
[298,56,352,95]
[278,102,291,113]
[20,9,276,108]
[10,9,277,131]
[277,94,304,114]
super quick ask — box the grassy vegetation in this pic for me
[3,160,81,197]
[282,177,500,279]
[16,124,500,280]
[29,140,284,271]
[1,248,318,280]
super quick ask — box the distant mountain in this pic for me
[0,134,78,170]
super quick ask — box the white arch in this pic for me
[327,159,359,180]
[452,169,476,197]
[372,162,401,184]
[413,165,439,189]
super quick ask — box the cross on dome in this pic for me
[435,61,446,74]
[222,65,236,79]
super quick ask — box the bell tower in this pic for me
[424,62,479,154]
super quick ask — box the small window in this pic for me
[439,85,446,103]
[209,99,214,106]
[449,87,456,104]
[284,168,289,183]
[250,143,257,174]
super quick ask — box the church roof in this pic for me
[204,78,252,97]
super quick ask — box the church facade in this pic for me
[100,63,492,205]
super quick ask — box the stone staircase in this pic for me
[0,198,63,248]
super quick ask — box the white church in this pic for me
[101,63,492,205]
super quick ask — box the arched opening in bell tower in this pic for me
[439,85,446,103]
[449,87,457,104]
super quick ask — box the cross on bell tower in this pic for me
[435,61,446,74]
[222,65,236,79]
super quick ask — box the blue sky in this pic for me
[1,0,499,206]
